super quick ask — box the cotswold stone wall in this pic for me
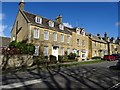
[0,55,33,69]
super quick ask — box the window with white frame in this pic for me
[34,45,39,56]
[35,16,42,24]
[53,32,57,41]
[44,30,49,40]
[12,36,15,41]
[59,24,64,30]
[82,40,85,46]
[61,47,64,55]
[49,21,54,27]
[81,31,85,36]
[82,53,85,58]
[67,36,70,43]
[34,28,39,39]
[95,42,96,47]
[76,27,80,34]
[76,30,80,34]
[61,34,64,42]
[67,48,70,55]
[44,46,48,56]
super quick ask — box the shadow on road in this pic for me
[2,64,120,90]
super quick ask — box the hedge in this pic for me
[7,41,35,55]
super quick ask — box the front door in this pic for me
[52,46,58,60]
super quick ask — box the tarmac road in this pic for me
[1,60,120,90]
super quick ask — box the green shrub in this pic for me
[8,41,35,55]
[68,53,76,59]
[49,55,57,63]
[33,56,48,66]
[58,55,64,62]
[92,56,101,60]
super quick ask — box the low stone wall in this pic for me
[0,54,33,69]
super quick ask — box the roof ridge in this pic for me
[23,10,63,25]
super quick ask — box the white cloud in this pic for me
[0,24,8,36]
[116,22,120,26]
[63,22,73,28]
[0,13,9,37]
[0,13,5,21]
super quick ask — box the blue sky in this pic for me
[1,2,120,39]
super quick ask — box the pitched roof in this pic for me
[23,11,72,35]
[89,34,107,43]
[0,37,10,47]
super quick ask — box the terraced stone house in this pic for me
[11,1,120,60]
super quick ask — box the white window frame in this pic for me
[61,34,64,42]
[49,21,54,27]
[61,47,64,55]
[53,32,57,41]
[34,28,39,39]
[67,36,70,43]
[44,46,48,56]
[95,42,96,47]
[82,31,85,36]
[12,37,15,41]
[35,16,42,24]
[44,30,49,40]
[59,24,64,30]
[76,27,80,34]
[82,40,85,46]
[67,48,70,55]
[82,53,86,58]
[76,30,80,34]
[34,45,39,56]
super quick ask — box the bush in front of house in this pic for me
[92,56,101,60]
[58,55,64,62]
[33,56,48,66]
[8,41,35,55]
[49,55,57,64]
[68,53,76,59]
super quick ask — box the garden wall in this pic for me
[0,55,33,69]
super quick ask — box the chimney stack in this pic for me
[56,15,62,24]
[19,0,24,11]
[104,32,107,38]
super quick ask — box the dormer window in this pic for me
[76,30,80,34]
[89,34,92,38]
[81,30,85,36]
[35,16,42,24]
[49,21,54,27]
[113,40,115,43]
[59,24,64,30]
[81,29,85,36]
[76,27,80,34]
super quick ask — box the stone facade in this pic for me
[11,1,120,61]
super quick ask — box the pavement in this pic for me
[1,60,120,90]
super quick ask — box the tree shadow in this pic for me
[2,64,120,90]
